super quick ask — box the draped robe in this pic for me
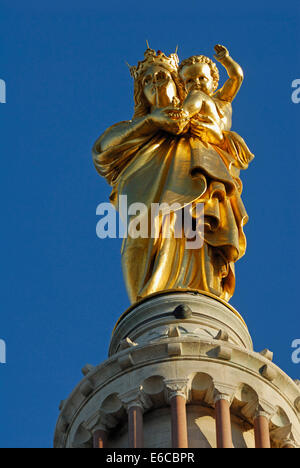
[93,113,254,304]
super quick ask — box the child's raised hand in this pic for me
[214,44,229,62]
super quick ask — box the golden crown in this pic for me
[129,47,179,80]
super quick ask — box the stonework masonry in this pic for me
[54,291,300,448]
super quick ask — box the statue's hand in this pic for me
[189,118,207,139]
[190,117,224,145]
[164,107,189,121]
[149,107,188,135]
[214,44,229,62]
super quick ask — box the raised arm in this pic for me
[213,44,244,103]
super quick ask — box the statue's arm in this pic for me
[182,90,205,118]
[94,108,189,154]
[213,45,244,103]
[94,117,154,153]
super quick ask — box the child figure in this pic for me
[178,45,254,171]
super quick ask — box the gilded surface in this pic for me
[93,45,254,304]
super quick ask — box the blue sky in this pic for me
[0,0,299,448]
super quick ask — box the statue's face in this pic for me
[142,65,177,107]
[180,63,214,95]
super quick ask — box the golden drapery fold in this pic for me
[93,123,253,303]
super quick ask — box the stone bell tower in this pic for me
[54,290,300,448]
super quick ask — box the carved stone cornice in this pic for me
[213,382,236,405]
[84,410,117,433]
[240,399,259,420]
[294,396,300,412]
[119,388,152,413]
[256,399,276,419]
[54,317,300,448]
[270,424,297,448]
[164,379,190,402]
[241,398,275,421]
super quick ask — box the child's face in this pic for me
[180,63,214,95]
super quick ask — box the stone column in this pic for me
[128,404,144,448]
[165,380,189,449]
[85,410,117,449]
[120,388,152,448]
[214,394,233,449]
[93,427,108,448]
[254,411,271,449]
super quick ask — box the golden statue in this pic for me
[92,44,254,304]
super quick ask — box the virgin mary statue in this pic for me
[92,47,254,304]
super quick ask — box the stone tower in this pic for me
[54,290,300,448]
